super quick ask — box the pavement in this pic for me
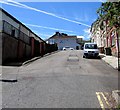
[99,53,120,107]
[99,53,118,70]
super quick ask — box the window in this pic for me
[4,21,12,35]
[11,29,15,37]
[85,44,98,49]
[111,31,115,46]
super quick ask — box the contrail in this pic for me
[4,0,91,27]
[25,23,74,33]
[0,0,26,8]
[0,1,76,33]
[32,31,52,37]
[38,33,54,38]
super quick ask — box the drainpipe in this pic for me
[117,30,120,71]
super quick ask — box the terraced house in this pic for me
[90,2,120,57]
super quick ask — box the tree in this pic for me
[97,2,120,28]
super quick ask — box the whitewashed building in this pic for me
[47,32,79,50]
[90,20,107,53]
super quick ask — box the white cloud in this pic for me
[87,33,91,39]
[83,28,90,34]
[77,36,84,39]
[99,0,105,2]
[24,23,74,33]
[83,28,91,40]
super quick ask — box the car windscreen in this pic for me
[85,44,98,49]
[65,47,70,48]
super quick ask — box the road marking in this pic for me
[101,92,112,110]
[96,92,105,110]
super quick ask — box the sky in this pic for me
[0,0,105,40]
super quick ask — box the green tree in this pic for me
[97,2,120,28]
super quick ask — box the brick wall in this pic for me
[111,46,117,57]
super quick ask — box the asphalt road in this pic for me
[1,50,119,108]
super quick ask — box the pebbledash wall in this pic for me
[0,8,58,65]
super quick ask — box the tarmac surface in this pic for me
[1,50,119,109]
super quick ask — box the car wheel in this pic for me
[83,55,85,58]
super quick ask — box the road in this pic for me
[1,50,119,108]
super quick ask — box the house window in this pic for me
[50,39,55,44]
[60,40,63,43]
[11,29,15,37]
[111,31,115,46]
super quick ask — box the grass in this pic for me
[117,104,120,110]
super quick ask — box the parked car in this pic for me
[63,46,74,50]
[83,43,99,58]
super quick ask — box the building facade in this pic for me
[90,20,119,56]
[47,32,80,50]
[0,8,57,65]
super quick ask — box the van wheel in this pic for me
[83,56,85,58]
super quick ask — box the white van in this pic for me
[83,43,99,58]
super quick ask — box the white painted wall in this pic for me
[54,38,79,50]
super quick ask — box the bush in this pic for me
[117,104,120,110]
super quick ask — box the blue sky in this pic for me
[0,1,103,40]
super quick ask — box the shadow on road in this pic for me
[84,56,101,60]
[0,79,18,83]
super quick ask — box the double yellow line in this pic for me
[96,92,112,110]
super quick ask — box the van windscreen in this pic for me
[85,44,98,49]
